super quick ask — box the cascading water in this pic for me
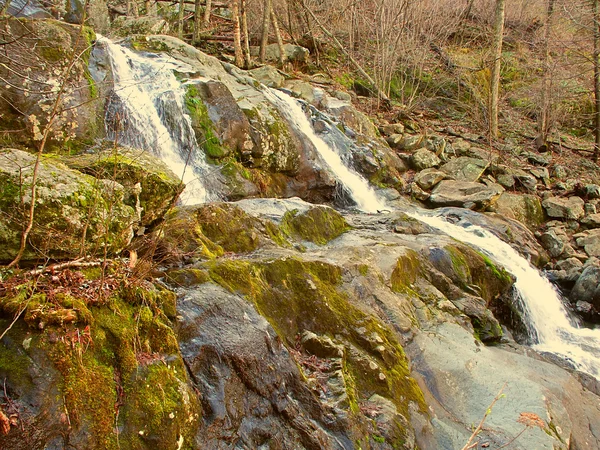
[264,88,387,213]
[97,36,212,204]
[412,211,600,378]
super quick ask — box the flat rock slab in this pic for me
[429,180,504,210]
[408,322,600,450]
[439,156,489,182]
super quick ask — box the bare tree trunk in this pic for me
[300,1,390,104]
[178,0,185,38]
[595,0,600,161]
[232,0,244,66]
[271,7,287,67]
[145,0,156,15]
[537,0,555,148]
[203,0,212,27]
[489,0,505,139]
[259,0,272,62]
[193,0,202,40]
[241,0,252,68]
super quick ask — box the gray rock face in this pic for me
[0,148,135,262]
[439,156,489,182]
[408,322,600,450]
[429,180,504,210]
[581,213,600,228]
[177,284,350,449]
[543,196,585,220]
[410,148,441,170]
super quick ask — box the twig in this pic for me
[461,383,507,450]
[26,259,103,276]
[0,303,28,341]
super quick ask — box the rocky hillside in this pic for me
[1,13,600,450]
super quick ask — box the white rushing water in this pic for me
[98,36,211,204]
[412,211,600,378]
[264,88,387,213]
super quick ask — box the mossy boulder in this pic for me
[281,205,350,245]
[153,202,290,263]
[0,19,103,151]
[0,268,200,449]
[63,147,184,227]
[0,148,136,262]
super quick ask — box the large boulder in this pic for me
[439,156,489,182]
[0,19,103,151]
[410,148,441,170]
[63,147,184,228]
[493,193,544,230]
[0,148,135,262]
[429,180,504,210]
[571,261,600,309]
[414,168,447,190]
[543,196,585,220]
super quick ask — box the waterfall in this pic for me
[97,36,211,205]
[264,88,387,213]
[412,211,600,378]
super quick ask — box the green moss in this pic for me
[185,85,227,159]
[390,250,422,296]
[194,203,263,253]
[358,264,369,276]
[281,207,350,245]
[165,268,211,287]
[206,256,426,421]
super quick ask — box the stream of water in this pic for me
[98,36,211,204]
[412,212,600,378]
[264,88,387,213]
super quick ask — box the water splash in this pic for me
[412,211,600,379]
[264,88,386,213]
[97,36,211,205]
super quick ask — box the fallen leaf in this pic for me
[0,409,10,435]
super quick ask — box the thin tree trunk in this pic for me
[178,0,185,38]
[203,0,212,27]
[241,0,252,68]
[127,0,139,16]
[259,0,272,62]
[194,0,202,40]
[538,0,555,148]
[232,0,244,66]
[299,1,390,104]
[271,7,287,67]
[594,0,600,161]
[489,0,505,139]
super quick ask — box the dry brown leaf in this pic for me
[0,409,10,435]
[517,412,545,429]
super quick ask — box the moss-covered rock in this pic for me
[0,267,200,449]
[0,148,136,262]
[0,19,103,151]
[281,205,350,245]
[63,147,184,227]
[205,256,426,436]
